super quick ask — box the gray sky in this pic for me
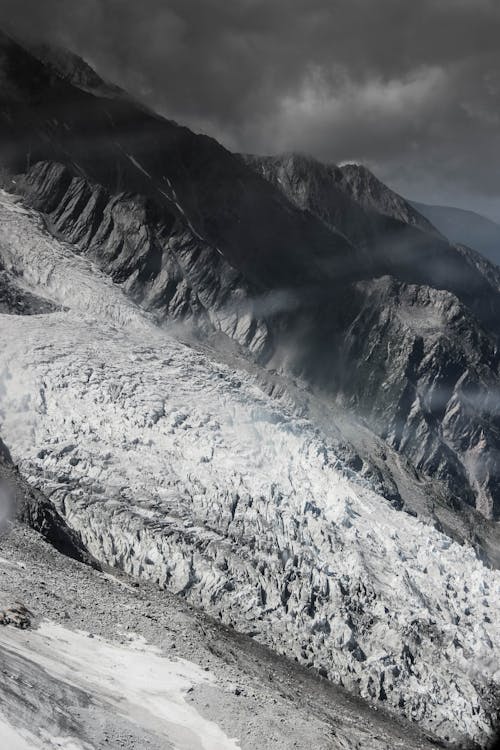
[1,0,500,220]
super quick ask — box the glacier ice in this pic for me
[0,189,499,745]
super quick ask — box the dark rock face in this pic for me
[339,163,438,235]
[0,259,58,314]
[243,153,377,248]
[0,30,353,292]
[243,154,500,338]
[337,277,500,519]
[28,42,123,98]
[16,160,271,356]
[0,437,98,567]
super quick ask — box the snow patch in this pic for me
[126,154,152,179]
[0,621,240,750]
[0,718,40,750]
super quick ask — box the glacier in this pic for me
[0,189,499,746]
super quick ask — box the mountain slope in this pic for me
[340,163,438,235]
[412,201,500,267]
[0,30,354,292]
[245,153,500,525]
[1,34,500,746]
[28,42,123,98]
[0,188,499,746]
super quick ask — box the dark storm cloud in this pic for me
[1,0,500,217]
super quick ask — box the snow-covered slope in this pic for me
[0,191,499,746]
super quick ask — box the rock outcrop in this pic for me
[0,436,98,566]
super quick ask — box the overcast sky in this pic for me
[1,0,500,220]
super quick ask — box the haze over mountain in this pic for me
[0,31,499,750]
[412,201,500,268]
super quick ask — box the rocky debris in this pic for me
[0,601,32,628]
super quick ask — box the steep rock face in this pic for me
[14,161,270,356]
[0,31,355,291]
[455,243,500,295]
[340,163,438,234]
[244,154,500,339]
[337,277,500,520]
[245,153,500,523]
[28,42,123,98]
[243,153,377,249]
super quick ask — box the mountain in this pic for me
[28,42,123,98]
[412,200,500,266]
[3,27,500,530]
[245,154,500,528]
[340,162,439,235]
[1,32,500,747]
